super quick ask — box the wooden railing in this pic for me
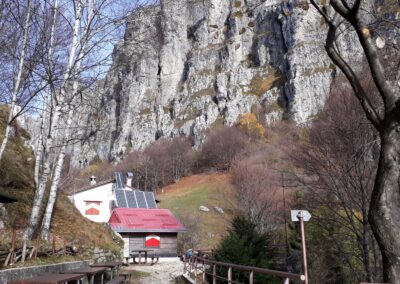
[0,228,75,267]
[183,255,305,284]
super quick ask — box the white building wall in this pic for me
[123,235,130,258]
[69,183,115,223]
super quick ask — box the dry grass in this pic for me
[232,11,244,19]
[0,105,122,265]
[158,173,236,249]
[249,71,286,97]
[234,1,241,8]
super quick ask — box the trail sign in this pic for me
[291,210,311,222]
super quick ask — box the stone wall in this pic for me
[0,247,120,282]
[91,247,121,263]
[0,260,88,283]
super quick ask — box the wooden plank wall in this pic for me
[127,233,178,256]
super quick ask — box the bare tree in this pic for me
[0,0,33,160]
[23,0,150,241]
[309,0,400,281]
[291,86,380,282]
[231,158,281,234]
[200,127,248,171]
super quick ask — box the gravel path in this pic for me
[124,257,184,283]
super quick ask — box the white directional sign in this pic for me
[291,210,312,222]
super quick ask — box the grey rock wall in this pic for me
[70,0,359,163]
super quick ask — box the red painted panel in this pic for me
[145,235,160,247]
[85,207,100,215]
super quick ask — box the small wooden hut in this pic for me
[109,208,186,258]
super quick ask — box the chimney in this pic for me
[90,176,96,185]
[126,172,133,187]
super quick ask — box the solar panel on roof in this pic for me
[114,188,157,209]
[115,172,125,189]
[125,190,138,208]
[136,191,147,208]
[144,192,157,208]
[115,189,127,208]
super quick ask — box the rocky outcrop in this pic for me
[72,0,359,163]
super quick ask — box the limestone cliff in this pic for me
[73,0,357,162]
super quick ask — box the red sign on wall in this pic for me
[84,200,101,215]
[85,207,100,215]
[145,234,160,247]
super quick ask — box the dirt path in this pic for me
[124,258,184,283]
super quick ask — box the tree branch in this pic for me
[330,0,397,111]
[309,1,382,129]
[325,25,382,129]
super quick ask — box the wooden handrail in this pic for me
[196,256,305,281]
[183,255,305,284]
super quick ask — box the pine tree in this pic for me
[212,215,279,283]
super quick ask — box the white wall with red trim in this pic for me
[69,182,114,223]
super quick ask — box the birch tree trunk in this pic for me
[40,109,74,240]
[0,0,32,161]
[34,90,49,187]
[23,0,59,241]
[24,104,62,240]
[33,0,58,187]
[41,0,92,240]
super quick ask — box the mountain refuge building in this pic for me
[69,172,186,258]
[109,208,186,258]
[68,172,157,223]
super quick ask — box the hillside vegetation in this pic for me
[0,107,122,268]
[62,92,382,282]
[158,173,235,249]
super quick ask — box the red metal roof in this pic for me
[109,208,186,233]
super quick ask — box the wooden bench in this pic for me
[119,271,132,282]
[90,261,121,279]
[129,250,159,265]
[8,273,86,284]
[105,276,125,284]
[62,266,107,284]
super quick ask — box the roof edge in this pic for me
[68,178,114,195]
[111,228,187,233]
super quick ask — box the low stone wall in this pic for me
[92,247,119,263]
[0,260,89,283]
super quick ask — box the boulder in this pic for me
[199,205,210,212]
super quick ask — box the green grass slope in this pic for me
[158,173,236,249]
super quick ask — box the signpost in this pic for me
[291,210,311,284]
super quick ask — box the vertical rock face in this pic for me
[72,0,357,163]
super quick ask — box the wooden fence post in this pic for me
[34,238,39,259]
[10,228,16,265]
[202,260,205,283]
[183,255,186,274]
[194,258,198,283]
[21,240,27,263]
[212,264,216,284]
[228,266,232,284]
[249,270,254,284]
[52,234,55,254]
